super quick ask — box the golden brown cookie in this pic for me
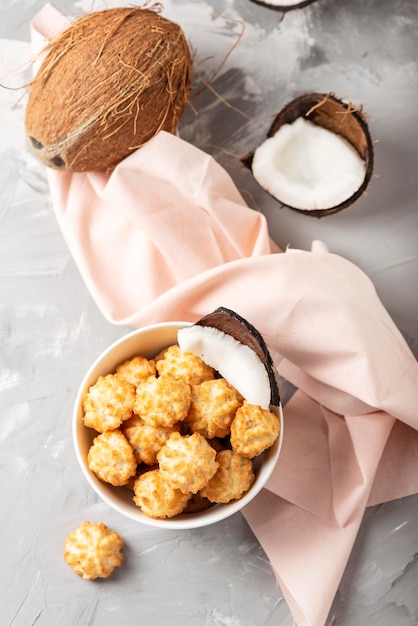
[82,374,135,432]
[200,449,254,503]
[64,521,124,580]
[230,402,280,458]
[134,375,191,427]
[87,430,137,486]
[122,415,180,465]
[157,431,218,494]
[155,344,215,385]
[133,469,190,518]
[115,355,156,386]
[186,378,243,439]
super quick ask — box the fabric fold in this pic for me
[243,488,371,626]
[45,134,278,320]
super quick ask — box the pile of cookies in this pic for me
[82,344,280,519]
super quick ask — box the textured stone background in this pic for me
[1,1,417,624]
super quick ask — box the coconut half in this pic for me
[177,307,280,410]
[248,0,319,11]
[243,92,374,217]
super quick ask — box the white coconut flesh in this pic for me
[177,325,272,410]
[251,117,367,211]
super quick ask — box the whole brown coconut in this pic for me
[25,6,193,172]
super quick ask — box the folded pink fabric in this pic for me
[45,131,278,323]
[32,5,418,625]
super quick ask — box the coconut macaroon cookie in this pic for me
[134,375,192,427]
[122,415,180,465]
[157,432,219,494]
[231,402,280,459]
[200,450,255,503]
[133,469,191,519]
[187,378,243,439]
[115,355,157,387]
[64,521,124,580]
[155,344,216,385]
[82,374,136,432]
[87,430,137,486]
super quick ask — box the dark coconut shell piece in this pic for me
[243,92,374,218]
[248,0,319,12]
[195,307,280,407]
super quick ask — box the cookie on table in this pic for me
[64,521,124,580]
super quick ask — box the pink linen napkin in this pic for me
[31,5,418,625]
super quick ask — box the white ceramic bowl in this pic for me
[73,321,283,529]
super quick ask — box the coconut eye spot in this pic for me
[252,117,367,211]
[50,155,65,168]
[29,136,43,149]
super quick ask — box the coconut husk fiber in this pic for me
[25,6,193,172]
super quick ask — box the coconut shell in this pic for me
[25,7,193,172]
[195,306,281,408]
[248,0,319,11]
[243,92,374,217]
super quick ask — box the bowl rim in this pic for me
[73,321,284,529]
